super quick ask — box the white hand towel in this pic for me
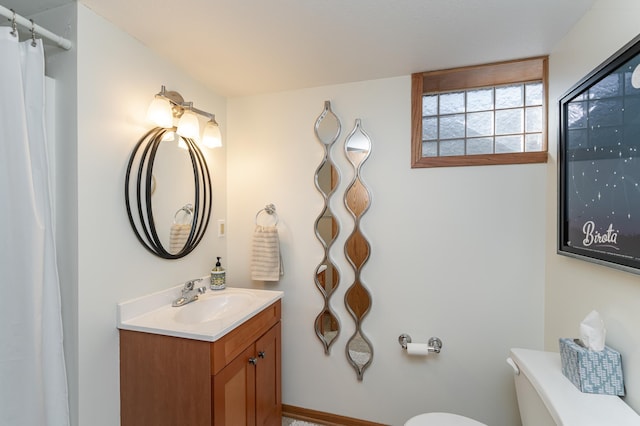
[251,225,283,281]
[169,223,191,254]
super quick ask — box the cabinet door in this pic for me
[120,331,212,426]
[255,322,281,426]
[212,344,256,426]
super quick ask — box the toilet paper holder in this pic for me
[398,334,443,353]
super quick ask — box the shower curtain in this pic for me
[0,27,70,426]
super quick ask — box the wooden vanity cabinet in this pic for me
[120,300,281,426]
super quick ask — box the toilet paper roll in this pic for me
[406,343,430,356]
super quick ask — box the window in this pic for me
[411,57,549,168]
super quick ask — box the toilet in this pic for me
[404,412,485,426]
[405,348,640,425]
[509,348,640,426]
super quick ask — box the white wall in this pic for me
[545,0,640,414]
[75,5,227,425]
[227,78,546,425]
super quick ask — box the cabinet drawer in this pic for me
[210,300,281,375]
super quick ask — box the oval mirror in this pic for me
[151,132,197,253]
[125,127,212,259]
[344,119,373,380]
[313,101,341,354]
[315,101,341,145]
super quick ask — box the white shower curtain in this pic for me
[0,28,70,426]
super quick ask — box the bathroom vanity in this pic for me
[117,285,283,426]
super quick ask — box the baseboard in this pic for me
[282,404,388,426]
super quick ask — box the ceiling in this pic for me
[8,0,596,97]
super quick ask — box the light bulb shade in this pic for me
[177,110,200,139]
[146,96,173,128]
[202,120,222,148]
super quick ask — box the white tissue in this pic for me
[580,310,606,351]
[406,343,430,356]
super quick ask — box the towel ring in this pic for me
[255,203,278,226]
[174,203,194,225]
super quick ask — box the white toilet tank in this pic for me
[508,348,640,426]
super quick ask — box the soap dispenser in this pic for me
[210,257,226,290]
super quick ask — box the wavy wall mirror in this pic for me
[125,127,212,259]
[344,119,373,380]
[313,101,342,353]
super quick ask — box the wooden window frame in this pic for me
[411,56,549,168]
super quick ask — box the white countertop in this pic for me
[117,282,283,342]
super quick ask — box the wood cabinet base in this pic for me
[120,301,281,426]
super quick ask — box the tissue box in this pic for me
[559,338,624,396]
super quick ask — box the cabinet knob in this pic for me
[258,351,266,359]
[248,357,258,365]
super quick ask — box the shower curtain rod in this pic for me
[0,5,72,50]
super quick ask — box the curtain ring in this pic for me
[30,19,37,47]
[9,9,17,38]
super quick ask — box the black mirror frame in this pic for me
[125,127,212,259]
[558,34,640,274]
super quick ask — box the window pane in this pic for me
[495,135,523,153]
[440,139,465,156]
[589,98,623,126]
[525,82,543,106]
[439,92,465,114]
[495,109,523,135]
[525,134,543,152]
[567,101,587,129]
[423,116,438,140]
[423,141,438,157]
[625,124,640,144]
[467,88,493,112]
[525,106,542,133]
[439,114,465,139]
[590,125,622,149]
[589,73,622,99]
[496,84,523,109]
[423,95,438,116]
[567,129,588,150]
[625,69,640,95]
[624,96,640,123]
[467,137,493,155]
[467,111,493,137]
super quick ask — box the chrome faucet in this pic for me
[172,279,207,307]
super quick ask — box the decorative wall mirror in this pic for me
[313,101,342,354]
[344,119,373,380]
[125,127,212,259]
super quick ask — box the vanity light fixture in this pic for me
[176,103,200,139]
[146,85,222,147]
[202,116,222,148]
[146,93,173,128]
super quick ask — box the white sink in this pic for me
[117,283,283,342]
[173,292,255,324]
